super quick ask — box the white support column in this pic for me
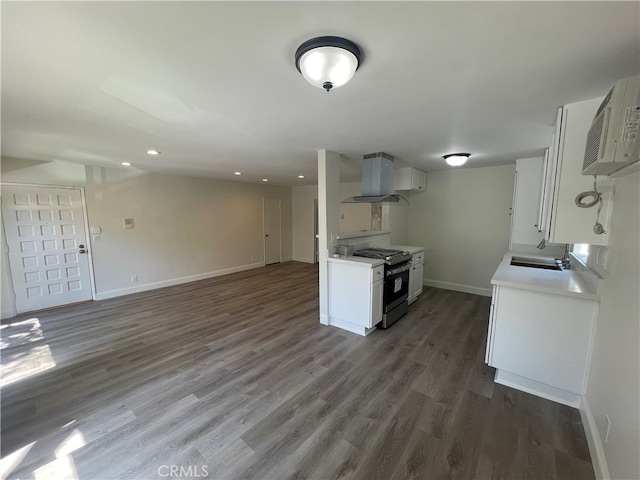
[318,149,341,325]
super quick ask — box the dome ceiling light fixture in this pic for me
[444,153,471,167]
[295,36,362,92]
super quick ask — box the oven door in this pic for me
[384,262,410,312]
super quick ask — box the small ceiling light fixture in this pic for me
[295,36,362,92]
[262,178,269,182]
[298,175,305,179]
[146,149,161,155]
[444,153,471,167]
[121,162,132,166]
[234,171,242,176]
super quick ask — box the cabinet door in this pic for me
[485,285,498,365]
[491,287,596,394]
[542,108,563,240]
[537,149,549,233]
[370,279,383,327]
[408,266,417,302]
[412,169,427,191]
[412,263,423,298]
[395,167,427,191]
[510,157,545,247]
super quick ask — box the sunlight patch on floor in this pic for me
[33,454,79,480]
[0,441,36,479]
[1,317,56,386]
[55,429,86,458]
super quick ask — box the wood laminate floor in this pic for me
[1,262,594,480]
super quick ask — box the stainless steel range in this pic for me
[353,248,412,328]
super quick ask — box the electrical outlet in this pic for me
[131,275,138,283]
[604,415,612,443]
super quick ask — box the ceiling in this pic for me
[2,2,639,186]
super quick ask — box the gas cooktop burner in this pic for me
[353,248,412,265]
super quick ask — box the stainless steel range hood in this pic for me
[342,152,408,204]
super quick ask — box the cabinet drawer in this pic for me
[412,252,424,264]
[372,265,384,282]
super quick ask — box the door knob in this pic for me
[79,244,85,248]
[265,234,269,237]
[79,249,87,254]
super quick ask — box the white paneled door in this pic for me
[1,186,93,313]
[263,197,281,266]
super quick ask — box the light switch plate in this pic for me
[123,218,134,229]
[91,226,102,234]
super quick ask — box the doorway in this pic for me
[263,197,281,266]
[1,185,94,314]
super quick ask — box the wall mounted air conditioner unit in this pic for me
[583,75,640,177]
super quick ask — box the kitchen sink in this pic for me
[510,256,563,271]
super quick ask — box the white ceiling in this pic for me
[2,2,639,186]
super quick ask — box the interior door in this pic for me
[263,197,281,266]
[1,185,93,313]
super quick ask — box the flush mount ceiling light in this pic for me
[295,36,362,92]
[234,171,242,176]
[298,175,305,179]
[121,162,132,166]
[444,153,471,167]
[146,149,161,155]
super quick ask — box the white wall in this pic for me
[407,165,515,296]
[583,171,639,480]
[339,182,372,233]
[1,158,292,307]
[292,184,317,263]
[383,197,410,245]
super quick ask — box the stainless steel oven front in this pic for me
[381,261,410,328]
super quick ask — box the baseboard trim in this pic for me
[95,262,265,301]
[327,316,375,336]
[580,398,610,480]
[319,313,329,326]
[282,256,293,262]
[423,278,492,297]
[292,256,315,264]
[494,369,582,407]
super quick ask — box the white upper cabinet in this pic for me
[542,98,614,246]
[395,167,427,191]
[510,156,546,247]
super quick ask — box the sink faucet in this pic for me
[558,244,571,270]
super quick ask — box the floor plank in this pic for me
[1,262,594,479]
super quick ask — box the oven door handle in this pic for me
[387,263,411,276]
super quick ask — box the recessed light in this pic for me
[121,162,132,166]
[262,178,269,182]
[298,175,305,179]
[146,149,161,155]
[443,153,471,167]
[234,172,242,176]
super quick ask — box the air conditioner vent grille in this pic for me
[584,109,605,170]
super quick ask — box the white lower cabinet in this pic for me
[328,261,384,336]
[408,250,424,304]
[486,285,598,406]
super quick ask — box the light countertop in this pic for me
[491,252,600,300]
[328,256,385,267]
[390,244,425,255]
